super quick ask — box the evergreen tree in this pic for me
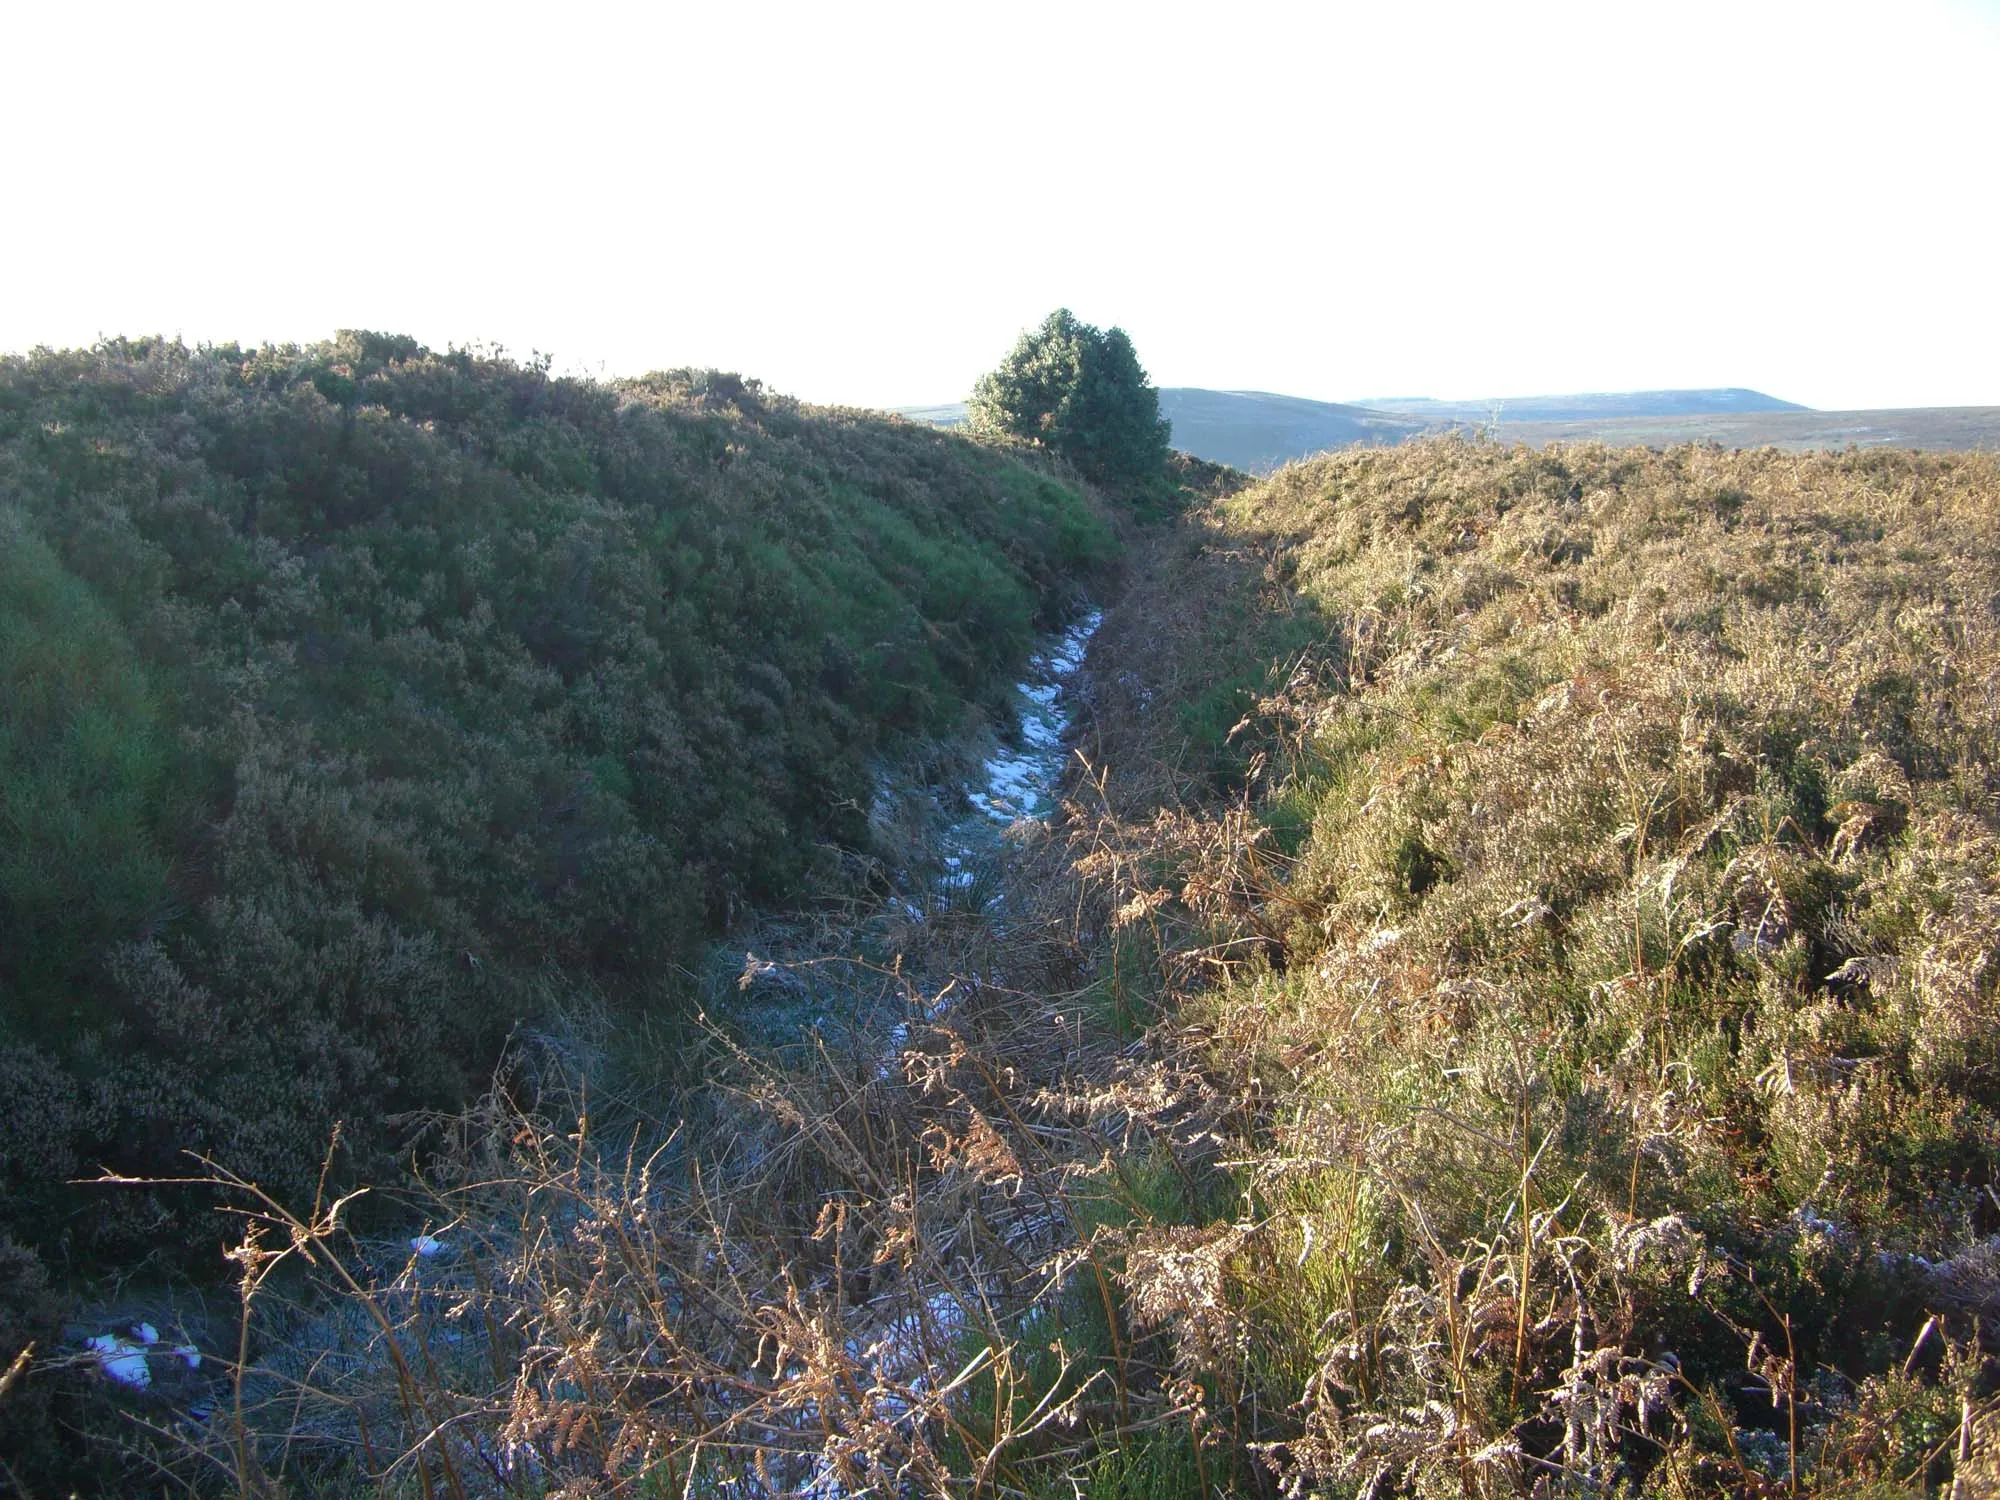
[968,310,1170,489]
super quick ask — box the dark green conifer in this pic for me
[968,309,1170,490]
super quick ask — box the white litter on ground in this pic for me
[88,1334,152,1388]
[82,1321,202,1388]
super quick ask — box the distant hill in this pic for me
[895,386,2000,471]
[893,390,1424,473]
[1498,405,2000,452]
[892,402,973,428]
[1364,388,1809,423]
[1363,390,2000,453]
[1152,389,1420,472]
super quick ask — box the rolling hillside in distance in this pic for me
[1495,404,2000,451]
[894,388,1423,470]
[898,386,2000,470]
[1359,386,1809,422]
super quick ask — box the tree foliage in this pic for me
[967,309,1171,491]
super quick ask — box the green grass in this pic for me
[939,1145,1241,1496]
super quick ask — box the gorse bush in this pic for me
[0,332,1111,1276]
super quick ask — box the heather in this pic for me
[0,333,1112,1276]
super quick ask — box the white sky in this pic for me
[4,0,1997,412]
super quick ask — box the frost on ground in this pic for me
[965,609,1099,827]
[803,1291,970,1498]
[243,604,1112,1496]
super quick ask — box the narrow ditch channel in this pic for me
[70,606,1113,1491]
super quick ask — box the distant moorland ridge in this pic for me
[898,386,2000,471]
[1358,386,1809,422]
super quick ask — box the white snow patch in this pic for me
[1023,678,1060,705]
[1020,713,1062,750]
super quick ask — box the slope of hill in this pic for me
[894,388,1423,472]
[1500,403,2000,451]
[1058,436,2000,1494]
[1152,387,1419,471]
[890,401,973,427]
[903,385,2000,475]
[1364,385,1809,423]
[0,333,1113,1280]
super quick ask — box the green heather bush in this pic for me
[0,333,1111,1271]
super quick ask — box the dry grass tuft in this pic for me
[1055,437,2000,1496]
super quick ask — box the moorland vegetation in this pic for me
[0,331,1112,1315]
[7,317,2000,1499]
[91,437,2000,1500]
[1055,437,2000,1495]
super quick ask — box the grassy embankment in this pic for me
[0,332,1113,1465]
[158,438,2000,1500]
[1050,437,2000,1495]
[15,398,1999,1496]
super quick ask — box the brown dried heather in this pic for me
[1066,437,2000,1497]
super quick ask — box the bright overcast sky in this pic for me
[5,0,1997,411]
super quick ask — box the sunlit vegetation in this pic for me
[1060,437,2000,1494]
[0,333,1111,1291]
[10,345,2000,1497]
